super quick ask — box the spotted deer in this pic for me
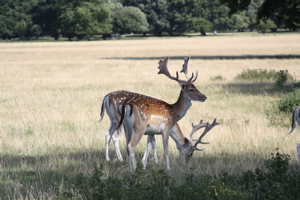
[100,90,219,170]
[99,57,200,164]
[99,91,159,163]
[118,57,213,171]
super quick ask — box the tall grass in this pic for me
[0,33,300,199]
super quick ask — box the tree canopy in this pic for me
[113,6,148,34]
[0,0,299,40]
[257,0,300,31]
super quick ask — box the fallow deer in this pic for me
[119,57,209,171]
[99,57,200,164]
[99,91,158,163]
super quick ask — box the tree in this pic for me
[58,0,112,40]
[113,6,149,34]
[122,0,169,36]
[191,0,233,32]
[0,0,37,39]
[192,17,212,35]
[30,24,42,39]
[256,18,277,33]
[245,0,264,31]
[167,0,191,35]
[231,11,250,31]
[15,20,27,37]
[219,0,251,15]
[31,0,61,39]
[257,0,300,31]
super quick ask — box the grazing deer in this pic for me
[100,90,218,170]
[123,99,219,171]
[119,57,209,171]
[99,57,202,164]
[141,118,220,170]
[288,105,300,134]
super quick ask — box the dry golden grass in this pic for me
[0,33,300,198]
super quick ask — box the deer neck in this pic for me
[172,91,192,122]
[169,124,186,150]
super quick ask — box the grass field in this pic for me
[1,33,300,199]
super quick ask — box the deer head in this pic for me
[158,57,207,102]
[180,118,220,163]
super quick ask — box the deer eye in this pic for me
[189,89,194,92]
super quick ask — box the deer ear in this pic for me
[184,137,190,144]
[183,137,190,147]
[178,82,187,91]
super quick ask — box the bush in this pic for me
[235,69,294,83]
[235,69,278,82]
[265,88,300,127]
[210,75,226,81]
[59,151,300,200]
[239,149,299,200]
[278,89,300,113]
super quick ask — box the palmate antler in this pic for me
[190,118,220,151]
[157,57,198,83]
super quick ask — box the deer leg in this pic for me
[105,121,118,161]
[295,109,300,126]
[297,143,300,163]
[124,128,133,171]
[127,128,145,172]
[152,136,158,163]
[112,127,123,162]
[162,132,170,170]
[105,131,111,161]
[142,135,157,169]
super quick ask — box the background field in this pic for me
[1,33,300,199]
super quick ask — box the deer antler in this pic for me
[158,57,197,83]
[190,118,220,151]
[180,57,198,82]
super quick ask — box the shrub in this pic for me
[239,149,299,200]
[210,75,226,81]
[59,151,300,200]
[278,89,300,113]
[235,69,278,82]
[235,69,294,83]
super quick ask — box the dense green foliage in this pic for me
[193,18,213,36]
[52,150,299,199]
[257,0,300,31]
[1,0,299,40]
[58,0,111,40]
[278,89,300,113]
[112,6,149,34]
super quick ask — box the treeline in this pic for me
[0,0,299,40]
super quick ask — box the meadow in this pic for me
[1,32,300,199]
